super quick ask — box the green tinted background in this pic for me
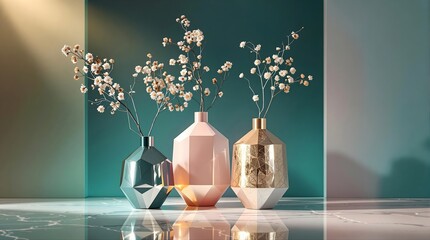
[87,0,323,197]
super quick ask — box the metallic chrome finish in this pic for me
[143,136,154,147]
[120,136,174,209]
[231,118,289,209]
[121,210,174,239]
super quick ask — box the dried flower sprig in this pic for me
[238,28,313,118]
[62,44,153,137]
[141,15,232,112]
[132,53,190,135]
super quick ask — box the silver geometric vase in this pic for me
[120,136,174,209]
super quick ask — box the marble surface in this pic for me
[0,198,429,239]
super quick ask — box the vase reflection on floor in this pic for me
[173,207,231,240]
[231,210,289,240]
[121,210,174,239]
[231,118,289,209]
[120,136,174,209]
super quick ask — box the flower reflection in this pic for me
[121,210,174,240]
[231,210,289,240]
[173,207,230,240]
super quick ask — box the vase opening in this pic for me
[141,136,154,147]
[252,118,266,129]
[194,112,208,123]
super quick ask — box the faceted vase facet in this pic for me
[231,118,289,209]
[173,112,230,207]
[120,136,174,209]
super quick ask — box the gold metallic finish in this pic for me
[252,118,266,129]
[231,118,289,209]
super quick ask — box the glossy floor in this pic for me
[0,198,429,240]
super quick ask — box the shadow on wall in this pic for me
[380,137,430,198]
[327,152,379,198]
[327,139,430,198]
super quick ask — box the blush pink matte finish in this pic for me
[173,112,230,206]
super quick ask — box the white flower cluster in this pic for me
[61,44,124,116]
[133,54,189,112]
[156,15,232,112]
[237,27,314,117]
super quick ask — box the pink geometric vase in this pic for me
[173,112,230,206]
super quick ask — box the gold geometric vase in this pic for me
[231,118,289,209]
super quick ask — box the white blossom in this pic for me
[183,92,193,101]
[239,41,246,48]
[204,88,210,96]
[169,59,176,66]
[135,65,142,73]
[150,91,157,100]
[290,67,296,74]
[85,53,93,62]
[117,92,125,100]
[178,54,188,64]
[103,76,113,84]
[142,66,151,74]
[270,86,275,91]
[218,91,223,97]
[97,105,105,113]
[279,70,288,77]
[80,84,88,93]
[250,68,256,74]
[61,45,71,56]
[239,73,244,78]
[252,95,259,102]
[82,66,88,73]
[193,85,199,91]
[254,59,261,66]
[108,88,115,96]
[254,44,261,51]
[308,75,313,80]
[71,56,78,64]
[94,76,102,86]
[279,83,286,90]
[102,63,110,70]
[180,69,187,76]
[263,72,271,80]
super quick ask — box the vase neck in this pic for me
[252,118,266,129]
[140,136,154,147]
[195,112,208,123]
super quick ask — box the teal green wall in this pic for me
[87,0,324,197]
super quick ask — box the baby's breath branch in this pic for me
[65,47,145,137]
[148,102,163,136]
[205,71,227,111]
[238,27,312,118]
[243,76,261,114]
